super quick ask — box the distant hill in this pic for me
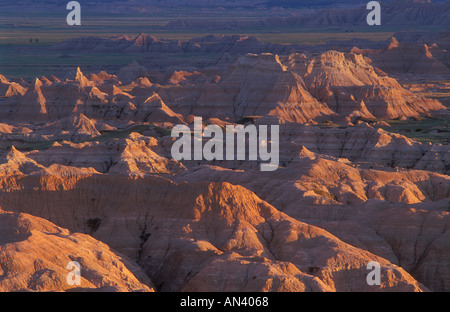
[2,0,450,29]
[163,1,450,28]
[264,0,369,8]
[0,0,447,10]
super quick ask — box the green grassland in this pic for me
[1,5,441,44]
[0,16,398,46]
[382,117,450,145]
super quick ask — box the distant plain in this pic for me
[0,7,427,80]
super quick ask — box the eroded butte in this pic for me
[0,47,448,292]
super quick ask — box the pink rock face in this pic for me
[0,209,154,292]
[0,177,429,292]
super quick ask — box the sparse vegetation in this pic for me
[383,117,449,144]
[14,140,56,151]
[318,120,341,128]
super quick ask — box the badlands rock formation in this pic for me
[275,122,450,175]
[150,52,445,122]
[1,52,445,125]
[0,74,26,98]
[0,209,154,292]
[352,37,450,77]
[0,48,448,292]
[0,175,429,292]
[284,51,445,119]
[50,34,292,56]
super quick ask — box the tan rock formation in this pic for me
[35,113,101,141]
[0,42,448,294]
[217,53,336,123]
[285,51,445,119]
[75,67,95,88]
[0,51,445,124]
[108,132,185,175]
[0,146,45,175]
[0,175,428,292]
[0,75,27,98]
[275,122,450,175]
[6,78,48,123]
[171,159,450,290]
[117,61,150,84]
[363,37,450,76]
[0,209,154,292]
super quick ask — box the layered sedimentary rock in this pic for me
[0,39,448,293]
[107,133,186,175]
[0,129,448,291]
[49,34,288,56]
[171,155,450,291]
[192,53,335,123]
[0,52,445,124]
[0,174,429,292]
[274,122,450,175]
[0,209,154,292]
[0,146,46,175]
[283,51,445,119]
[0,74,26,98]
[34,113,101,141]
[5,78,49,123]
[353,37,450,77]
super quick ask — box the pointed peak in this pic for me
[0,74,8,84]
[88,86,108,99]
[422,44,433,58]
[76,67,84,79]
[48,75,61,83]
[144,92,163,104]
[112,85,123,95]
[88,85,100,93]
[31,77,43,90]
[75,67,91,87]
[133,33,156,45]
[72,112,90,121]
[298,145,316,160]
[137,77,152,87]
[7,145,26,159]
[5,84,26,97]
[135,32,155,40]
[38,75,53,86]
[386,37,400,50]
